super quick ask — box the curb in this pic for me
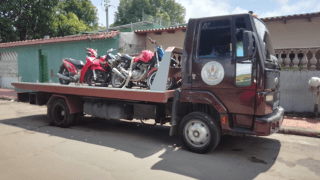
[0,96,17,101]
[278,126,320,138]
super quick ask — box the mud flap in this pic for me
[169,90,181,136]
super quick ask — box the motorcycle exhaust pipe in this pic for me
[56,73,73,81]
[112,68,127,79]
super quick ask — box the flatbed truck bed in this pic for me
[12,82,175,103]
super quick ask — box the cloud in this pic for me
[176,0,248,21]
[176,0,320,22]
[259,0,320,18]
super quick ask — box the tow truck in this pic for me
[12,12,284,154]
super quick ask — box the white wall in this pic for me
[0,51,18,88]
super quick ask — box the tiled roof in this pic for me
[0,31,120,48]
[134,26,187,34]
[261,12,320,22]
[134,12,320,33]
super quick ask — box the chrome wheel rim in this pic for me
[54,105,65,123]
[184,120,211,147]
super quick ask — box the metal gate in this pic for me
[0,52,18,89]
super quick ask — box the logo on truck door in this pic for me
[201,61,224,85]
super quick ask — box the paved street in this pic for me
[0,99,319,180]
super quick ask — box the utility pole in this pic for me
[104,0,112,33]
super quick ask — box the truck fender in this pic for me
[180,90,227,113]
[169,90,229,136]
[169,90,181,136]
[47,95,83,120]
[147,67,158,78]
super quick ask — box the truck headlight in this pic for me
[266,94,273,101]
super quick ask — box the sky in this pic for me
[91,0,320,27]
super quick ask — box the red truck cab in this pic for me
[169,13,284,153]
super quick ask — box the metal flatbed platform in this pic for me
[12,82,175,103]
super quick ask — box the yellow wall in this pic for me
[265,16,320,49]
[145,30,186,51]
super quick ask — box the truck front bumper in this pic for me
[253,106,284,136]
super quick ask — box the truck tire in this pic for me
[59,67,70,85]
[179,112,221,154]
[51,99,74,127]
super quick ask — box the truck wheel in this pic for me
[51,99,74,127]
[59,67,70,85]
[111,73,126,88]
[179,112,221,154]
[147,71,176,90]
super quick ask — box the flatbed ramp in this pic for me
[12,82,175,103]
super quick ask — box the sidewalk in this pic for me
[0,88,17,100]
[279,116,320,138]
[0,88,319,137]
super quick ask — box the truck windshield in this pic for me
[253,18,275,61]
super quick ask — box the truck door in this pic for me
[191,16,257,128]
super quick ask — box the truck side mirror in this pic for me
[243,31,256,60]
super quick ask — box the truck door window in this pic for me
[235,17,252,86]
[198,19,231,58]
[253,18,275,60]
[236,18,247,57]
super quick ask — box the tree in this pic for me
[0,0,59,42]
[57,0,99,30]
[113,0,185,27]
[0,0,99,43]
[52,12,87,37]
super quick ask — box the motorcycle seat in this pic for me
[64,58,85,67]
[122,54,133,61]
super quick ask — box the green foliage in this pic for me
[0,0,99,43]
[0,0,59,42]
[57,0,98,30]
[113,0,186,27]
[52,12,87,37]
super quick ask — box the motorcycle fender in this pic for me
[63,60,77,74]
[90,65,107,72]
[147,67,158,78]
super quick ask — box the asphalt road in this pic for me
[0,99,319,180]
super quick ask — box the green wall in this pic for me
[0,35,119,84]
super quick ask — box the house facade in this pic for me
[0,31,120,88]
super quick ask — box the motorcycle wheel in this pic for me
[147,71,176,90]
[86,70,108,86]
[59,67,71,85]
[111,73,126,88]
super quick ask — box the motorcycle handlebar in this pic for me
[148,37,157,45]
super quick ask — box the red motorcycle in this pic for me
[111,37,177,89]
[57,48,114,86]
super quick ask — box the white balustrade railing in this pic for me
[275,48,320,71]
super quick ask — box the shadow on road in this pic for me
[0,114,281,180]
